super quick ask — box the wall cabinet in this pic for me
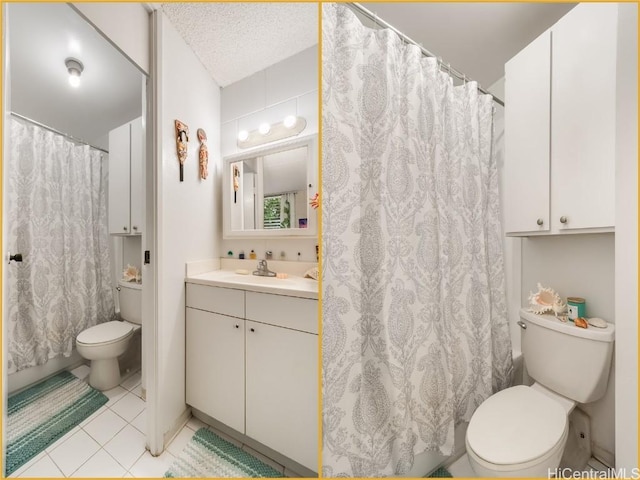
[109,117,143,235]
[185,284,318,473]
[504,4,617,236]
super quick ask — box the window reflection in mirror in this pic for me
[223,135,317,238]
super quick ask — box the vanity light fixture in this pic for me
[237,116,307,149]
[258,122,271,135]
[237,130,249,142]
[65,57,84,88]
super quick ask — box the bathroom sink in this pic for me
[186,269,318,299]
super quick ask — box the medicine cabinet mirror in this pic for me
[222,134,318,238]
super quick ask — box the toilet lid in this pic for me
[77,321,133,345]
[467,385,567,465]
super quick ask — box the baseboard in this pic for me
[163,407,191,451]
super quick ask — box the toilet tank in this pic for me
[118,280,142,325]
[520,309,614,403]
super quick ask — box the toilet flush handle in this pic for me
[517,320,527,330]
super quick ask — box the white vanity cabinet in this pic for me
[108,117,143,235]
[504,3,617,236]
[185,282,318,473]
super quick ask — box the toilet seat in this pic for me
[467,385,568,467]
[77,321,134,347]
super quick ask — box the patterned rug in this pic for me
[427,466,454,477]
[5,370,108,476]
[164,428,285,477]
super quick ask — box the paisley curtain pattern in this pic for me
[322,4,513,476]
[6,118,115,374]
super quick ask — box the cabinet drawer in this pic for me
[186,283,244,318]
[246,292,317,334]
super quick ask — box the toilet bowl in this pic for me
[466,385,570,477]
[77,280,142,391]
[466,309,615,477]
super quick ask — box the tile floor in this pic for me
[9,366,174,478]
[10,366,297,478]
[447,453,609,478]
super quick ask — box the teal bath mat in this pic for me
[165,428,285,478]
[427,466,453,477]
[5,370,108,476]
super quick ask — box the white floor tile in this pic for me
[120,372,141,391]
[104,424,146,470]
[70,364,90,381]
[185,415,207,432]
[48,430,101,477]
[45,426,81,454]
[123,473,134,478]
[166,426,195,457]
[79,405,109,428]
[110,392,145,422]
[129,450,176,478]
[83,408,128,446]
[131,384,143,399]
[448,454,477,477]
[70,449,126,478]
[131,409,146,434]
[102,386,128,407]
[18,454,64,478]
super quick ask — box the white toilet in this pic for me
[466,309,614,477]
[76,280,142,391]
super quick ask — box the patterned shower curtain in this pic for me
[322,4,513,476]
[6,118,115,374]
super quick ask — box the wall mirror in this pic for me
[223,134,317,238]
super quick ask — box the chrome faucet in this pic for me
[253,259,276,277]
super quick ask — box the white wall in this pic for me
[614,2,638,471]
[155,11,221,446]
[219,46,318,263]
[72,2,150,74]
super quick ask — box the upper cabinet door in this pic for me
[130,118,143,234]
[504,30,551,235]
[108,122,131,235]
[551,4,617,231]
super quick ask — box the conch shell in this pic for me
[528,283,562,315]
[123,264,141,283]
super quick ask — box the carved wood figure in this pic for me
[197,128,208,180]
[175,119,189,182]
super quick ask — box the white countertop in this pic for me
[186,269,318,299]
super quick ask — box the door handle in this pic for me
[8,252,23,264]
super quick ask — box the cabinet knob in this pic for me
[560,216,568,224]
[132,225,138,231]
[250,328,255,332]
[235,324,239,329]
[123,226,128,231]
[536,218,544,226]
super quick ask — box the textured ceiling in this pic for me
[161,3,319,87]
[358,2,576,89]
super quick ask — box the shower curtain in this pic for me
[322,4,513,476]
[6,118,114,374]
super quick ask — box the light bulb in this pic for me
[258,123,271,135]
[283,115,297,129]
[238,130,249,142]
[68,72,81,87]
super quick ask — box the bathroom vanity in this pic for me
[185,270,318,473]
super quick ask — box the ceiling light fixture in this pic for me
[65,57,84,88]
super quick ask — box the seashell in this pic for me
[552,298,566,317]
[527,283,562,315]
[123,264,140,282]
[557,314,568,323]
[574,317,588,329]
[588,317,607,328]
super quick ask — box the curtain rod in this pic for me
[347,3,505,108]
[9,112,109,154]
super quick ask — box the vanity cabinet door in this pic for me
[245,320,318,472]
[129,117,143,234]
[186,307,245,433]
